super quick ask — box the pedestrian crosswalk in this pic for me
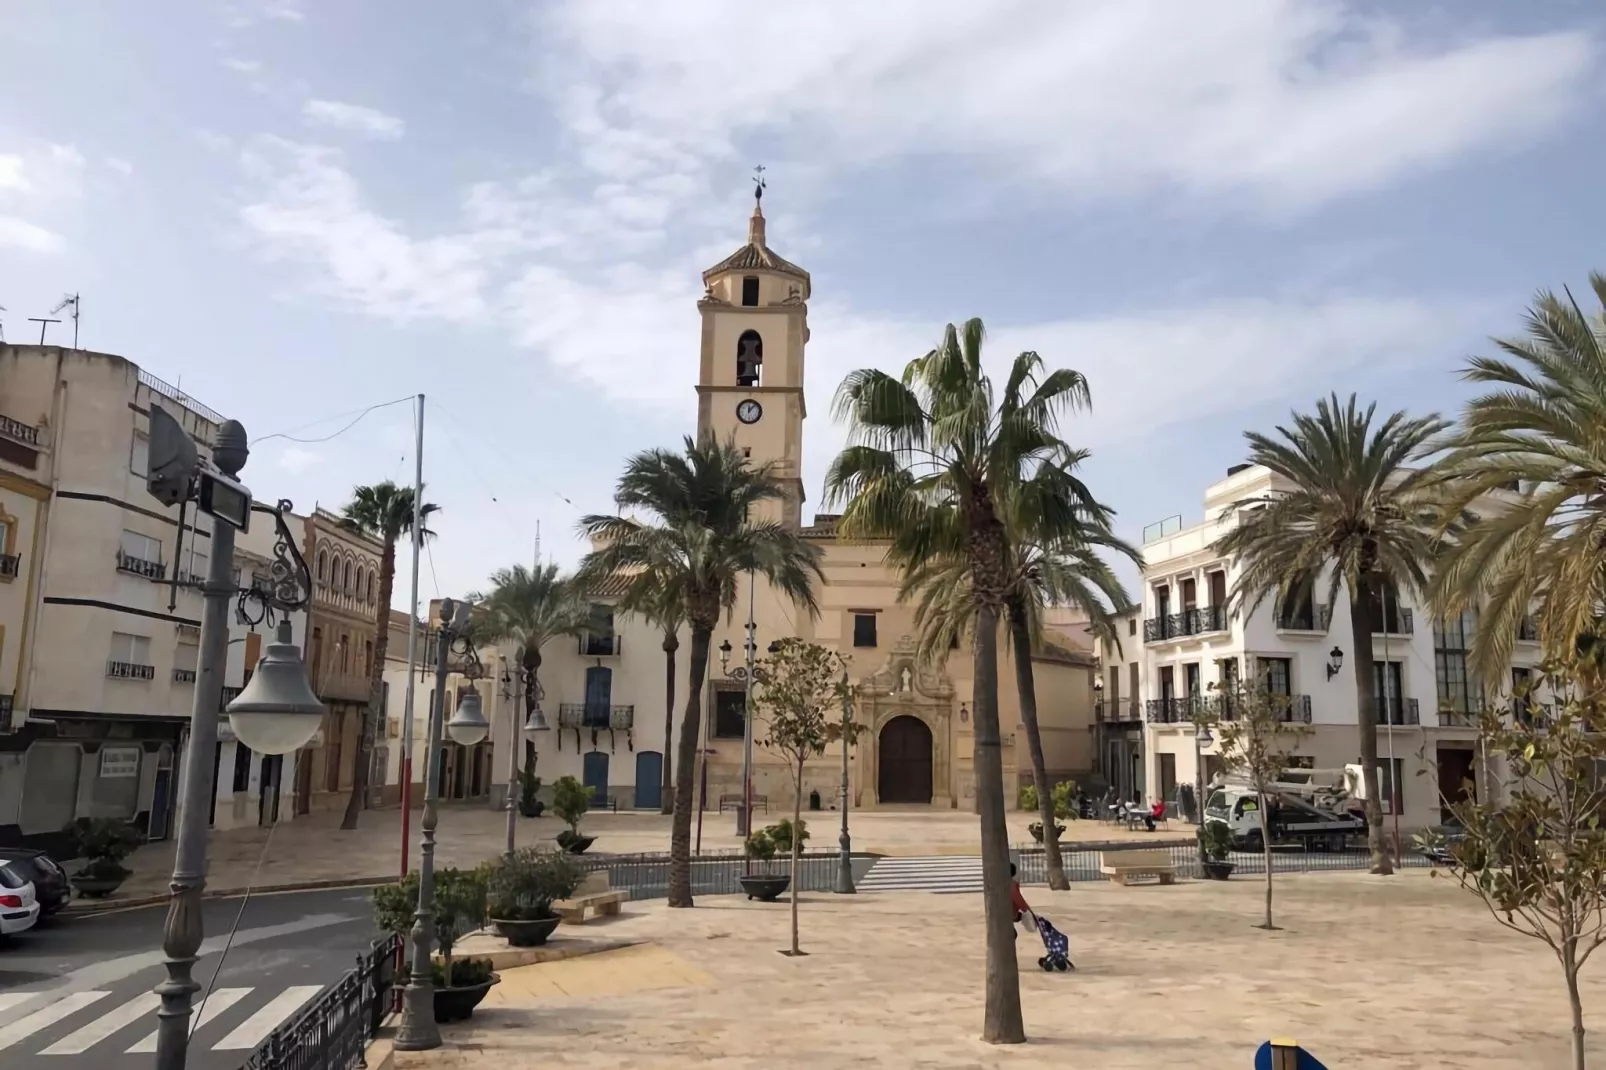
[0,982,325,1057]
[857,855,984,893]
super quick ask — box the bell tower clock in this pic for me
[695,170,810,530]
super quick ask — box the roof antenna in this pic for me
[27,317,60,345]
[50,294,80,349]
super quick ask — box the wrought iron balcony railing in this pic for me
[219,685,243,712]
[1275,603,1332,632]
[1094,699,1143,724]
[107,660,155,681]
[1208,693,1313,723]
[172,668,197,683]
[1381,697,1419,725]
[556,703,635,753]
[1141,605,1227,643]
[1145,696,1202,724]
[116,552,166,579]
[1373,607,1414,636]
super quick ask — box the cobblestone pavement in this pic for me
[396,869,1601,1070]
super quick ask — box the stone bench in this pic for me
[554,870,628,924]
[1098,849,1177,886]
[717,793,769,814]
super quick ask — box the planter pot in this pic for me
[70,874,127,899]
[519,801,545,819]
[739,874,790,902]
[433,975,499,1023]
[558,835,595,855]
[1028,824,1067,844]
[491,915,562,947]
[1200,859,1235,881]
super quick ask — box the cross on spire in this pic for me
[753,164,766,205]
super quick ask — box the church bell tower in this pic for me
[695,172,810,529]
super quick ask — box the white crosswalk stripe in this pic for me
[858,855,984,893]
[0,983,332,1056]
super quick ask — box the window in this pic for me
[365,640,373,678]
[741,276,760,306]
[343,559,352,591]
[110,631,152,666]
[583,604,617,655]
[1258,656,1292,696]
[736,330,763,387]
[1277,574,1318,628]
[121,529,162,564]
[175,642,199,671]
[1208,570,1227,608]
[317,549,328,582]
[1435,610,1479,713]
[714,690,746,739]
[232,741,252,793]
[853,613,878,648]
[1512,666,1534,723]
[185,550,208,583]
[1375,757,1405,815]
[1128,618,1136,636]
[130,430,149,478]
[1374,661,1404,724]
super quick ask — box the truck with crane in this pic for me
[1203,764,1368,852]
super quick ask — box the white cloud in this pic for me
[0,156,24,191]
[222,57,262,74]
[105,157,133,177]
[0,216,61,252]
[275,445,320,472]
[302,100,406,141]
[0,141,85,253]
[263,1,304,23]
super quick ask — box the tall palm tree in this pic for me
[470,563,590,779]
[901,484,1138,891]
[1213,395,1448,875]
[827,317,1093,1045]
[578,433,822,907]
[338,481,439,832]
[1429,275,1606,689]
[635,578,686,815]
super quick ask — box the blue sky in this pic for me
[1,0,1602,604]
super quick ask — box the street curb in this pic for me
[366,1033,396,1070]
[64,874,394,915]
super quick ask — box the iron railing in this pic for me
[1373,607,1414,635]
[1094,699,1142,724]
[173,668,198,683]
[1381,697,1419,725]
[107,660,155,680]
[1274,602,1332,632]
[139,367,226,427]
[1012,840,1430,885]
[1208,693,1312,723]
[117,551,166,579]
[579,848,859,900]
[1145,696,1200,723]
[1437,698,1481,727]
[1142,605,1226,642]
[239,932,400,1070]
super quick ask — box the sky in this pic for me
[1,0,1602,607]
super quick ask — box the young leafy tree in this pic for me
[828,317,1093,1044]
[751,638,861,956]
[578,433,822,908]
[1426,656,1606,1070]
[1201,675,1310,930]
[338,481,439,831]
[1213,395,1448,875]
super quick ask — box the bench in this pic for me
[1098,849,1177,886]
[717,793,769,814]
[554,871,629,924]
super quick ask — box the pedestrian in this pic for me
[1010,862,1034,933]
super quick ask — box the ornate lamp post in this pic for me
[147,412,323,1070]
[835,668,856,894]
[395,598,487,1052]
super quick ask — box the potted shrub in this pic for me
[1023,783,1073,844]
[373,868,498,1021]
[1198,820,1235,880]
[486,847,581,946]
[65,817,142,898]
[552,776,595,854]
[737,828,790,901]
[517,768,545,819]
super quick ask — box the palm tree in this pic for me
[338,481,439,832]
[1213,394,1448,875]
[578,433,822,907]
[827,317,1093,1045]
[470,563,590,781]
[1429,274,1606,689]
[901,486,1138,891]
[634,578,686,815]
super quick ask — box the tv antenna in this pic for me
[27,318,60,345]
[50,294,80,348]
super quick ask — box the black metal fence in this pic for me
[239,932,400,1070]
[578,849,862,900]
[1012,840,1430,884]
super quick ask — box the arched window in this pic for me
[343,558,352,591]
[316,549,328,582]
[736,330,762,387]
[361,569,370,601]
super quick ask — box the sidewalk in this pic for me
[394,871,1600,1069]
[111,806,1174,902]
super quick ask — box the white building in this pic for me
[1102,463,1545,830]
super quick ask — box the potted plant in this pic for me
[1023,783,1073,844]
[552,776,595,854]
[738,827,791,902]
[1198,820,1235,880]
[65,817,143,898]
[517,768,545,819]
[373,867,497,1021]
[486,847,581,946]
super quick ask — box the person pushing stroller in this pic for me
[1010,863,1073,972]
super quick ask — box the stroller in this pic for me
[1023,910,1074,972]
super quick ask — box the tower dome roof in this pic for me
[702,205,811,297]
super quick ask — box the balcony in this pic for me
[1145,696,1201,724]
[0,414,41,446]
[1382,697,1420,725]
[1372,607,1414,636]
[1275,603,1332,632]
[172,668,197,684]
[1142,605,1226,643]
[1094,699,1142,724]
[1207,693,1313,724]
[556,703,635,752]
[0,554,18,579]
[116,552,166,580]
[107,661,155,681]
[316,670,372,704]
[219,686,243,712]
[579,633,622,657]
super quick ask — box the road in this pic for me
[0,887,379,1070]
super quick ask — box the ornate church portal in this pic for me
[855,635,962,808]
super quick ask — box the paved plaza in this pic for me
[392,869,1600,1070]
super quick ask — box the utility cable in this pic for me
[250,395,416,447]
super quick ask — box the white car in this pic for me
[0,862,40,936]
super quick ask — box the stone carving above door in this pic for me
[857,634,954,702]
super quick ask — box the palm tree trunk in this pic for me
[521,648,543,778]
[1349,584,1393,875]
[662,630,678,815]
[974,602,1026,1044]
[668,625,711,907]
[1008,600,1066,891]
[342,538,396,830]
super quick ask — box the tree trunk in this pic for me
[974,602,1026,1044]
[342,536,396,830]
[1565,942,1587,1070]
[1009,601,1066,891]
[668,625,712,908]
[790,759,803,955]
[1258,787,1275,929]
[1348,583,1393,874]
[662,630,678,815]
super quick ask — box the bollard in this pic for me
[1269,1038,1299,1070]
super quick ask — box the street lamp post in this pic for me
[395,598,489,1052]
[500,661,521,859]
[737,574,757,837]
[835,669,855,895]
[147,413,324,1070]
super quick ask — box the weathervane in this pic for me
[753,164,766,205]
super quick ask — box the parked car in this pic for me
[0,863,40,937]
[0,848,68,916]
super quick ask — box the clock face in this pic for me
[736,399,763,425]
